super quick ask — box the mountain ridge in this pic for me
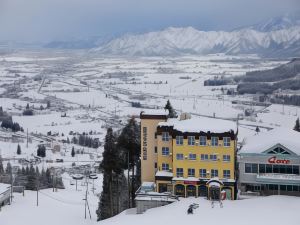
[92,25,300,57]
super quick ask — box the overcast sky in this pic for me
[0,0,299,43]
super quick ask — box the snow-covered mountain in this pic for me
[92,25,300,57]
[248,12,300,32]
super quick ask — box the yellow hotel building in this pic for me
[140,111,238,200]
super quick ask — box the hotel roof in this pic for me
[240,128,300,155]
[158,116,237,133]
[140,109,168,116]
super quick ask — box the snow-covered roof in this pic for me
[0,183,10,194]
[155,171,173,177]
[140,109,168,116]
[141,182,155,187]
[158,116,237,133]
[240,128,300,155]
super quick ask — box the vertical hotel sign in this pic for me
[142,127,147,160]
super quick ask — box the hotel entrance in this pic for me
[186,185,196,197]
[175,184,185,197]
[198,185,208,197]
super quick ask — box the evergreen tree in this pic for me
[0,156,4,174]
[40,168,48,189]
[37,145,46,157]
[294,118,300,132]
[71,146,75,157]
[45,168,52,187]
[117,117,140,207]
[25,165,29,175]
[26,164,37,190]
[0,106,3,116]
[5,162,12,174]
[17,144,21,155]
[97,128,123,221]
[164,100,177,118]
[47,100,51,109]
[21,167,26,175]
[26,103,30,110]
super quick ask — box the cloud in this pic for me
[0,0,299,42]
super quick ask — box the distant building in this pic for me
[238,128,300,196]
[52,142,61,153]
[140,111,238,200]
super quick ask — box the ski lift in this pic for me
[89,173,98,180]
[72,174,84,191]
[72,174,84,180]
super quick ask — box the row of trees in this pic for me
[71,134,100,148]
[97,117,140,221]
[97,100,177,220]
[271,95,300,107]
[294,118,300,132]
[0,160,63,190]
[1,118,23,132]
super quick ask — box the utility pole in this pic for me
[26,128,28,148]
[10,166,13,204]
[127,152,130,208]
[84,174,91,219]
[36,178,39,206]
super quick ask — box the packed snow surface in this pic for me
[101,196,300,225]
[1,191,300,225]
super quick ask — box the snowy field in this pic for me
[0,173,102,225]
[0,50,299,225]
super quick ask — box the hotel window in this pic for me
[266,164,272,173]
[199,136,207,146]
[245,163,258,173]
[223,170,231,179]
[187,136,195,146]
[293,166,299,174]
[154,146,157,153]
[176,168,184,177]
[176,153,184,160]
[176,136,183,145]
[223,155,230,162]
[201,154,209,161]
[223,137,231,147]
[162,163,169,171]
[211,169,218,178]
[259,164,266,173]
[210,154,217,161]
[188,168,195,177]
[189,153,196,160]
[154,162,157,169]
[162,147,169,156]
[162,132,170,142]
[199,169,207,178]
[211,137,219,146]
